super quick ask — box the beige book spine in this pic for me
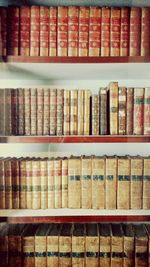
[133,88,144,135]
[86,236,99,267]
[54,158,62,208]
[92,94,100,135]
[135,235,148,267]
[32,159,41,209]
[19,159,26,209]
[47,236,59,267]
[119,87,126,135]
[48,159,54,208]
[26,159,32,209]
[84,90,91,135]
[50,89,57,135]
[56,89,64,136]
[24,88,31,136]
[35,236,47,267]
[111,236,123,267]
[0,159,5,209]
[123,236,134,267]
[37,88,44,136]
[144,87,150,135]
[43,88,50,135]
[70,90,78,135]
[63,90,70,135]
[72,236,85,266]
[143,157,150,209]
[81,156,92,209]
[100,236,111,267]
[62,158,68,208]
[40,159,48,209]
[109,82,119,135]
[59,236,71,266]
[105,157,117,209]
[22,236,35,267]
[4,159,12,209]
[30,88,37,135]
[77,90,84,135]
[131,157,143,209]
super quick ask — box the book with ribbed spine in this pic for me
[50,89,57,135]
[40,6,49,56]
[0,8,7,56]
[35,224,49,267]
[59,224,72,267]
[143,157,150,209]
[79,7,89,56]
[92,94,99,135]
[24,88,31,136]
[129,7,141,56]
[5,89,12,135]
[11,89,18,135]
[144,87,150,135]
[30,88,37,135]
[109,82,119,135]
[133,88,144,135]
[120,7,130,56]
[0,159,5,209]
[119,87,126,135]
[37,88,44,136]
[20,6,30,56]
[11,158,19,209]
[89,7,101,56]
[145,224,150,267]
[30,6,40,56]
[105,156,117,209]
[68,6,79,56]
[122,223,134,267]
[18,88,24,135]
[99,87,108,135]
[26,159,32,209]
[101,7,110,56]
[63,90,70,135]
[47,158,54,208]
[56,89,64,135]
[110,7,121,56]
[126,87,134,135]
[0,89,5,135]
[77,90,84,135]
[32,159,41,209]
[7,7,19,55]
[81,156,92,209]
[62,157,68,208]
[47,224,61,267]
[4,158,12,209]
[43,88,50,135]
[111,224,124,267]
[131,156,143,209]
[72,224,85,266]
[99,223,111,267]
[70,90,78,135]
[54,158,62,208]
[49,7,57,56]
[0,223,8,267]
[19,158,26,209]
[40,158,48,209]
[85,223,99,267]
[84,90,91,135]
[133,224,148,267]
[141,7,150,56]
[57,6,68,56]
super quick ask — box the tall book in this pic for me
[62,157,68,208]
[101,7,110,56]
[68,156,81,208]
[84,90,91,135]
[26,158,32,209]
[141,8,150,56]
[144,87,150,135]
[81,156,92,209]
[18,88,24,135]
[54,158,62,208]
[32,159,41,209]
[47,224,61,267]
[0,8,7,56]
[99,87,108,135]
[11,89,18,135]
[130,156,143,209]
[145,224,150,267]
[122,223,134,267]
[56,89,64,135]
[72,224,85,266]
[47,158,55,208]
[50,89,57,135]
[5,89,12,135]
[57,6,68,56]
[89,7,101,56]
[37,88,44,136]
[143,157,150,209]
[40,158,48,209]
[99,223,111,267]
[19,158,26,209]
[4,158,12,209]
[133,88,144,135]
[120,7,130,56]
[105,156,117,209]
[0,89,5,135]
[0,159,5,209]
[77,90,84,135]
[111,224,124,267]
[117,156,130,209]
[92,94,99,135]
[11,158,19,209]
[63,90,70,135]
[133,224,148,267]
[68,6,79,56]
[85,223,99,267]
[91,156,105,209]
[126,87,134,135]
[70,90,78,135]
[30,6,40,56]
[79,7,89,56]
[24,88,31,136]
[59,224,72,267]
[43,88,50,135]
[49,7,57,56]
[40,6,49,56]
[7,7,19,55]
[0,223,8,267]
[35,224,50,267]
[20,6,30,56]
[109,82,119,135]
[110,7,121,56]
[129,7,141,56]
[30,88,37,135]
[119,87,126,135]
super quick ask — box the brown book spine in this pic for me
[81,156,92,209]
[100,87,108,135]
[11,159,19,209]
[8,233,22,267]
[20,6,30,56]
[26,159,32,209]
[86,234,99,267]
[120,7,130,56]
[7,7,19,55]
[50,89,57,135]
[105,157,117,209]
[70,90,78,135]
[0,89,5,135]
[59,235,71,266]
[101,7,110,56]
[43,88,50,135]
[63,90,70,135]
[0,159,5,209]
[119,87,126,135]
[89,7,101,56]
[11,89,18,135]
[5,89,12,135]
[143,157,150,209]
[131,157,143,209]
[135,230,148,267]
[30,88,37,135]
[24,88,31,136]
[100,235,111,267]
[40,6,49,56]
[110,7,121,56]
[40,159,48,209]
[56,89,64,136]
[30,6,40,56]
[0,226,8,267]
[111,234,123,267]
[37,88,44,136]
[84,90,91,135]
[54,158,62,208]
[4,159,12,209]
[22,235,35,267]
[35,235,47,267]
[123,234,134,267]
[47,235,59,267]
[141,7,150,56]
[49,7,57,56]
[18,88,24,135]
[32,159,41,209]
[126,88,134,135]
[19,159,26,209]
[68,6,79,56]
[77,90,84,135]
[72,234,85,266]
[48,158,54,208]
[79,7,89,56]
[129,7,141,56]
[57,6,68,56]
[92,94,99,135]
[109,82,119,135]
[144,87,150,135]
[62,158,68,208]
[0,8,7,56]
[133,88,144,135]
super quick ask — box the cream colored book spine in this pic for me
[40,159,48,209]
[54,158,62,208]
[109,82,119,135]
[48,158,55,208]
[105,156,117,209]
[143,157,150,209]
[77,90,84,135]
[81,156,92,209]
[62,157,68,208]
[84,90,91,135]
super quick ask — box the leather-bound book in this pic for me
[7,7,19,55]
[0,158,5,209]
[54,157,62,208]
[129,7,141,56]
[50,89,57,135]
[11,89,18,135]
[133,224,148,267]
[77,90,84,135]
[68,6,79,56]
[47,158,55,208]
[141,8,150,56]
[111,223,124,267]
[70,90,78,135]
[35,224,50,267]
[30,88,37,136]
[119,87,126,135]
[99,223,111,267]
[20,6,30,56]
[122,223,134,267]
[81,156,92,209]
[19,158,26,209]
[24,88,31,136]
[40,158,48,210]
[18,88,24,135]
[11,158,19,209]
[105,156,117,209]
[145,224,150,267]
[43,88,50,135]
[5,89,12,136]
[144,87,150,135]
[26,158,32,209]
[40,6,49,56]
[57,6,68,56]
[59,223,72,266]
[120,7,130,56]
[79,7,89,56]
[62,157,68,208]
[101,7,111,56]
[0,8,7,56]
[63,90,70,135]
[0,89,5,135]
[4,158,12,209]
[143,157,150,209]
[110,7,121,56]
[72,223,85,266]
[92,94,99,135]
[56,89,64,136]
[32,158,41,209]
[49,7,57,56]
[89,7,101,56]
[133,88,144,135]
[126,87,134,135]
[37,88,44,136]
[30,6,40,56]
[99,87,108,135]
[109,82,119,135]
[84,90,91,135]
[0,223,8,267]
[85,223,99,267]
[47,224,62,267]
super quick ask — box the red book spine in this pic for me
[7,7,19,56]
[68,6,79,56]
[101,7,110,56]
[141,7,150,56]
[120,7,130,56]
[110,7,121,56]
[0,8,7,56]
[20,6,30,56]
[129,7,141,56]
[49,7,57,56]
[89,7,101,56]
[57,6,68,56]
[30,6,40,56]
[79,7,89,56]
[40,6,49,56]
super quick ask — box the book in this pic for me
[20,6,30,56]
[133,224,148,267]
[101,7,110,56]
[11,89,18,135]
[63,90,70,135]
[11,158,19,209]
[91,94,99,135]
[40,6,49,56]
[7,7,19,55]
[47,158,54,208]
[105,156,117,209]
[77,90,84,135]
[32,159,41,209]
[18,88,24,135]
[110,7,121,56]
[126,87,134,135]
[79,7,89,56]
[56,89,64,135]
[30,6,40,56]
[68,6,79,56]
[89,7,101,56]
[70,90,78,135]
[81,156,92,209]
[37,88,44,136]
[62,157,68,208]
[99,87,108,135]
[59,224,72,266]
[122,223,134,267]
[54,158,62,208]
[0,89,5,135]
[109,82,119,135]
[0,159,5,209]
[49,7,57,56]
[43,88,50,135]
[99,223,111,267]
[0,223,8,267]
[26,159,32,209]
[47,224,61,267]
[118,87,126,135]
[133,88,144,135]
[24,88,31,136]
[19,158,26,209]
[35,224,49,267]
[57,6,68,56]
[144,87,150,135]
[145,224,150,267]
[5,89,12,135]
[50,89,57,135]
[120,7,130,56]
[72,224,85,266]
[4,158,12,209]
[141,7,150,56]
[30,88,37,135]
[129,7,141,56]
[40,158,48,210]
[84,90,91,135]
[111,223,124,267]
[85,223,99,267]
[0,8,7,56]
[143,157,150,209]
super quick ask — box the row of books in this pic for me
[0,156,149,210]
[0,6,150,57]
[0,83,150,136]
[0,222,150,267]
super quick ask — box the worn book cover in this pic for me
[63,90,70,135]
[0,159,5,209]
[20,6,30,56]
[120,7,130,56]
[129,7,141,56]
[0,89,5,135]
[79,7,89,56]
[62,157,68,208]
[109,82,119,135]
[11,89,18,135]
[40,158,48,209]
[50,89,57,135]
[119,87,126,135]
[110,7,121,56]
[24,88,31,136]
[89,7,101,56]
[43,88,50,135]
[26,158,32,209]
[133,88,144,135]
[85,223,99,267]
[77,90,84,135]
[144,87,150,135]
[106,156,117,209]
[7,7,19,55]
[18,88,24,135]
[30,6,40,56]
[99,87,108,135]
[92,94,99,135]
[84,90,91,135]
[57,6,68,56]
[141,7,150,56]
[122,223,134,267]
[37,88,44,136]
[133,224,148,267]
[101,7,110,56]
[131,156,143,209]
[49,7,57,56]
[32,159,41,209]
[4,159,12,209]
[81,156,92,209]
[47,158,55,208]
[54,157,62,208]
[70,90,78,135]
[99,223,111,267]
[19,158,26,209]
[35,224,49,267]
[68,6,79,56]
[11,158,19,209]
[0,8,7,56]
[59,224,72,267]
[111,223,124,267]
[30,88,37,135]
[126,87,134,135]
[56,89,64,136]
[40,6,49,56]
[0,224,8,267]
[47,224,61,267]
[72,224,85,266]
[143,157,150,209]
[5,89,12,136]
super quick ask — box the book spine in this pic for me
[22,236,35,267]
[11,159,19,209]
[135,235,148,267]
[24,88,31,136]
[57,6,68,56]
[131,157,143,209]
[43,88,50,135]
[79,7,89,56]
[26,159,32,209]
[18,88,24,135]
[109,82,119,135]
[84,90,91,135]
[40,6,49,56]
[47,236,59,267]
[49,7,57,56]
[126,88,134,135]
[62,158,68,208]
[56,89,64,135]
[141,7,150,56]
[5,89,12,135]
[48,159,54,208]
[111,236,123,267]
[120,7,130,56]
[54,158,62,208]
[143,157,150,209]
[77,90,84,135]
[0,159,5,209]
[32,159,41,209]
[0,231,8,267]
[144,87,150,135]
[117,157,130,209]
[68,157,81,208]
[37,88,44,136]
[68,6,79,56]
[63,90,70,135]
[50,89,57,135]
[92,157,105,209]
[35,236,47,267]
[8,235,22,267]
[7,7,19,55]
[20,6,30,56]
[86,236,99,266]
[30,88,37,135]
[89,7,101,56]
[11,89,18,135]
[123,236,134,267]
[100,236,111,267]
[129,7,141,56]
[100,88,108,135]
[101,7,110,56]
[105,157,117,209]
[4,159,12,209]
[81,157,92,209]
[133,88,144,135]
[70,90,78,135]
[19,159,26,209]
[40,159,48,209]
[0,8,7,56]
[92,94,99,135]
[0,89,5,135]
[110,7,121,56]
[30,6,40,56]
[59,236,71,266]
[119,87,126,135]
